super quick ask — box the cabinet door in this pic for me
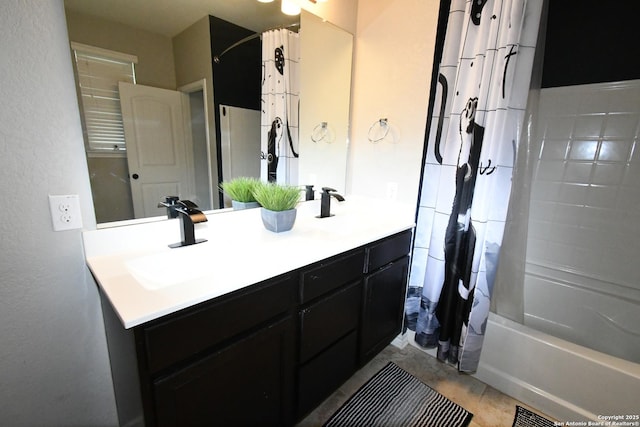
[360,256,410,364]
[153,316,294,427]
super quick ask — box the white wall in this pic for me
[299,11,354,193]
[0,1,118,426]
[348,0,440,206]
[65,8,177,90]
[302,0,358,34]
[173,16,219,209]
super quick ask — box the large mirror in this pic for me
[63,0,353,225]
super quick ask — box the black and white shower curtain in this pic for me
[406,0,543,372]
[260,28,300,185]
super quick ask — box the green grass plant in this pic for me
[253,182,301,212]
[219,177,260,203]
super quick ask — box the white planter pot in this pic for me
[260,208,297,233]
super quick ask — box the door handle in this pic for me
[131,173,139,180]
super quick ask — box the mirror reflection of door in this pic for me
[119,82,197,218]
[219,105,261,208]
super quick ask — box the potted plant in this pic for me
[219,177,261,210]
[252,182,301,232]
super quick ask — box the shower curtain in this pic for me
[260,28,300,184]
[406,0,543,372]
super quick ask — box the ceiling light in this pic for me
[281,0,301,15]
[257,0,274,3]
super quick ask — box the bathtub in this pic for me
[401,262,640,421]
[474,313,640,422]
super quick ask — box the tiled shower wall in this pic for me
[525,80,640,362]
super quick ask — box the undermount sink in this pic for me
[299,205,377,236]
[304,216,361,235]
[125,248,213,290]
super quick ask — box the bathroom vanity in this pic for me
[84,196,414,427]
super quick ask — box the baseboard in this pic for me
[391,332,409,349]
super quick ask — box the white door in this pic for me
[119,82,195,218]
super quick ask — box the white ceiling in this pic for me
[63,0,300,37]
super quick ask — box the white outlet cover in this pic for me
[49,194,83,231]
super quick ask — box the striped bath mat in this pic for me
[512,405,556,427]
[323,362,473,427]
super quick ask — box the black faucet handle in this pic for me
[321,187,345,201]
[158,196,180,218]
[177,199,199,210]
[175,200,207,224]
[157,195,179,208]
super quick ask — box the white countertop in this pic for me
[83,195,415,329]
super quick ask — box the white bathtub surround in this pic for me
[525,80,640,364]
[83,196,415,328]
[524,263,640,364]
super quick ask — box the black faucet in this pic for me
[159,199,208,248]
[304,185,315,201]
[318,187,345,218]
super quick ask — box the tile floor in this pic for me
[296,343,555,427]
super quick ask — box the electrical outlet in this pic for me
[386,182,398,200]
[49,195,83,231]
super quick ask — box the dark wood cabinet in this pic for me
[140,274,296,375]
[360,256,410,364]
[299,280,362,364]
[153,316,294,427]
[360,230,412,364]
[102,230,412,427]
[297,253,363,418]
[132,273,297,427]
[297,330,358,418]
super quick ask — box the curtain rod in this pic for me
[213,23,299,64]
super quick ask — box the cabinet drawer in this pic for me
[297,330,357,420]
[300,250,365,303]
[299,281,361,363]
[140,274,296,374]
[365,230,412,273]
